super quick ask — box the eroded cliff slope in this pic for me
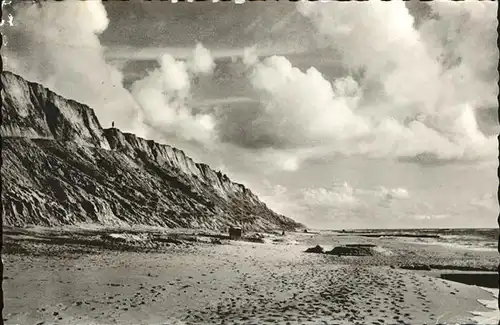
[1,71,303,231]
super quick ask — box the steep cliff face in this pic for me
[1,71,303,231]
[1,71,110,149]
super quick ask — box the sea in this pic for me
[326,228,499,251]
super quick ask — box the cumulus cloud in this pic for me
[130,43,217,144]
[281,155,300,172]
[299,182,411,209]
[302,182,413,211]
[208,0,497,170]
[306,1,498,155]
[242,46,259,66]
[214,55,370,159]
[302,182,358,207]
[255,181,417,228]
[187,43,216,75]
[158,54,191,96]
[419,0,498,109]
[354,107,495,161]
[377,187,410,202]
[297,1,443,112]
[219,51,494,171]
[273,1,497,164]
[412,214,451,221]
[255,181,359,228]
[153,2,498,168]
[253,182,307,222]
[2,0,142,132]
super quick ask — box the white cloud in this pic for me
[282,156,299,172]
[130,44,217,144]
[256,183,307,221]
[228,52,495,166]
[419,0,498,109]
[254,181,416,228]
[378,187,410,200]
[302,182,358,207]
[188,43,216,75]
[244,55,370,146]
[259,149,307,172]
[292,1,496,163]
[299,182,410,210]
[242,46,259,66]
[216,1,497,166]
[297,0,441,108]
[412,214,451,221]
[159,54,191,96]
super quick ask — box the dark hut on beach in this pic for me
[229,227,242,240]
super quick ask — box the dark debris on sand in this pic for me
[305,245,324,254]
[305,244,376,257]
[2,228,232,257]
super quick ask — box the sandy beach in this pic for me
[3,227,499,325]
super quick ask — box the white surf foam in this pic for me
[469,287,499,324]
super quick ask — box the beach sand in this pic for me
[3,228,498,325]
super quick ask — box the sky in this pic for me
[2,0,499,229]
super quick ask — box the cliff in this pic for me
[1,71,303,231]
